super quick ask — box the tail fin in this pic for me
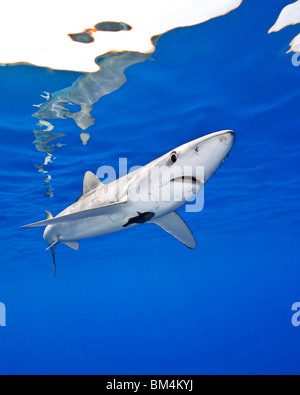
[51,247,56,277]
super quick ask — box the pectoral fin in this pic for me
[151,212,197,249]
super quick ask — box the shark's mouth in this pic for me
[170,176,202,185]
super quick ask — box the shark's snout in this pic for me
[217,130,235,148]
[195,130,235,152]
[216,131,236,158]
[193,130,235,183]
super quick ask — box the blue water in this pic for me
[1,0,300,374]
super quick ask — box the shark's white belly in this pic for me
[54,206,137,242]
[129,177,203,217]
[22,130,235,276]
[54,178,203,242]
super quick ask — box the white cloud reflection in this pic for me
[269,0,300,53]
[0,0,243,72]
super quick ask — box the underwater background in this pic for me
[0,0,300,374]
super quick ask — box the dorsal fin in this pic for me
[83,171,102,195]
[45,211,53,220]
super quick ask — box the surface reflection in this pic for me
[32,50,153,197]
[269,1,300,52]
[33,120,65,198]
[69,21,132,44]
[33,51,152,131]
[0,0,243,72]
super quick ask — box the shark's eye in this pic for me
[170,152,178,164]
